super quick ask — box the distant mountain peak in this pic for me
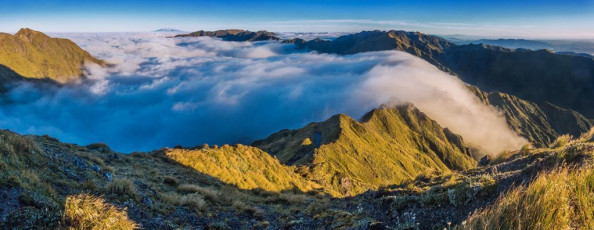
[153,28,185,32]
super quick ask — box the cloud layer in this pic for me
[0,33,526,153]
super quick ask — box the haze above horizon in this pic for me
[1,0,594,39]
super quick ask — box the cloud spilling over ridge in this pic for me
[356,55,527,153]
[0,33,526,153]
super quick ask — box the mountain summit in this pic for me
[0,28,106,83]
[253,104,476,196]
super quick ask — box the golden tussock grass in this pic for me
[165,144,322,194]
[461,167,594,230]
[550,134,573,149]
[63,194,138,230]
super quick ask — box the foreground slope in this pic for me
[0,28,105,83]
[1,125,593,229]
[0,130,351,229]
[254,104,477,196]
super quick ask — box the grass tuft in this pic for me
[62,194,138,230]
[461,167,594,229]
[106,179,137,198]
[550,134,573,149]
[177,184,219,201]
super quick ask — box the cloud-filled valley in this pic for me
[0,32,526,153]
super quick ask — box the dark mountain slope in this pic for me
[293,30,594,118]
[444,44,594,118]
[174,29,280,41]
[470,86,593,147]
[296,30,454,70]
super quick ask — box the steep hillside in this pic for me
[254,104,476,196]
[0,130,362,229]
[374,130,594,229]
[2,126,592,229]
[470,86,593,147]
[0,126,594,229]
[296,30,454,70]
[0,64,25,84]
[444,44,594,118]
[463,167,594,229]
[174,29,280,41]
[0,28,106,83]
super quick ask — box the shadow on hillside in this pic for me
[152,144,575,229]
[97,147,555,229]
[0,64,62,89]
[0,127,582,229]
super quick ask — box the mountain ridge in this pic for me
[174,29,280,41]
[0,28,106,83]
[174,29,594,119]
[1,111,593,229]
[280,30,594,118]
[253,104,477,196]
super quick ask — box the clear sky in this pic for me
[1,0,594,38]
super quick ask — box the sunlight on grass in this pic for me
[461,167,594,229]
[63,194,138,230]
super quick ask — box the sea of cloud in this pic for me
[0,32,526,153]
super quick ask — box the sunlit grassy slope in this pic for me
[460,131,594,229]
[165,144,328,195]
[255,104,477,196]
[63,194,138,230]
[0,118,592,228]
[462,167,594,229]
[0,28,105,83]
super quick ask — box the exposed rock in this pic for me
[479,155,491,166]
[103,171,113,182]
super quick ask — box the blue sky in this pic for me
[1,0,594,38]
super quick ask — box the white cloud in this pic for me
[0,33,526,153]
[356,54,526,153]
